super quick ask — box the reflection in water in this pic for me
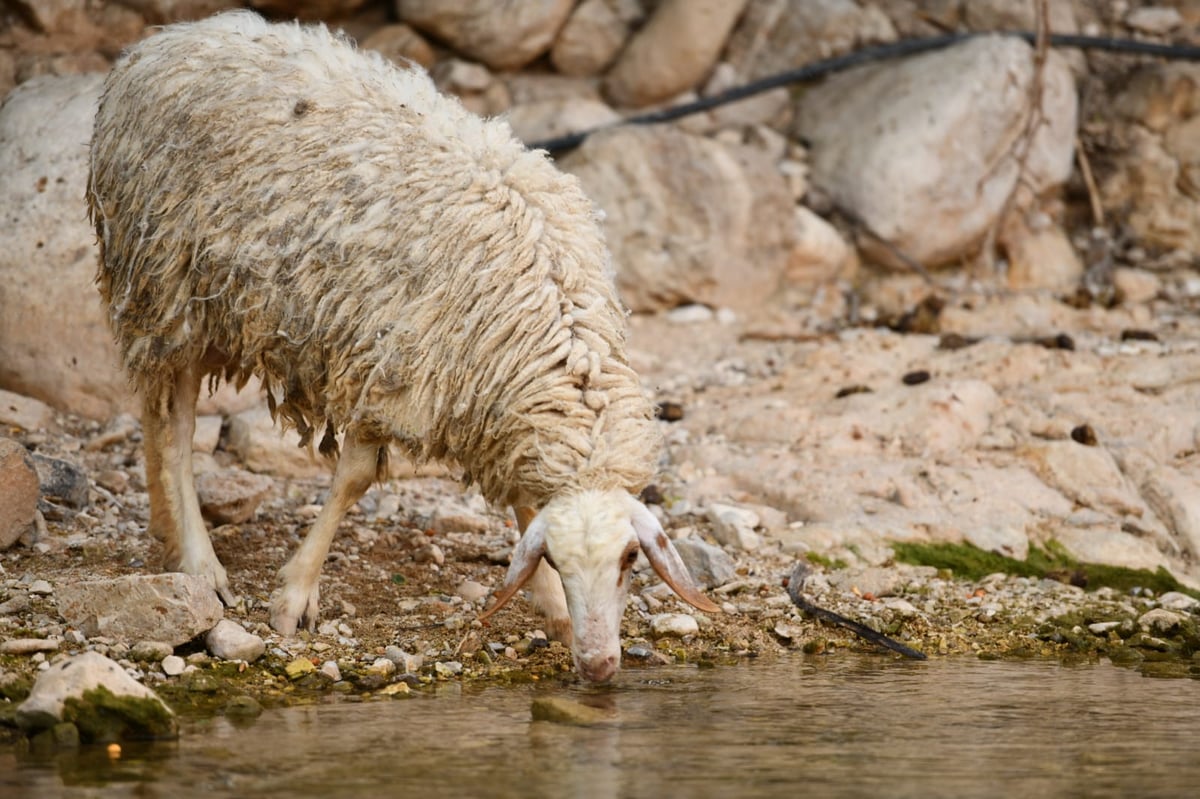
[5,656,1200,798]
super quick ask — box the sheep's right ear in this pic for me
[479,507,546,622]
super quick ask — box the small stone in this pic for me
[1089,621,1122,635]
[672,538,737,589]
[454,580,489,603]
[56,574,223,647]
[0,638,59,655]
[205,620,266,663]
[666,304,715,324]
[380,682,411,697]
[706,503,761,551]
[28,579,53,595]
[368,657,396,676]
[285,658,316,680]
[195,469,273,525]
[434,661,463,677]
[161,656,186,676]
[531,697,614,726]
[319,661,341,682]
[650,613,699,638]
[32,454,88,509]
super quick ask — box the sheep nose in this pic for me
[577,653,619,683]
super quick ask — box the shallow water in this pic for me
[6,656,1200,798]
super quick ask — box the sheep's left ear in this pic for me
[479,507,546,622]
[629,497,722,613]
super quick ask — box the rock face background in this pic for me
[1,0,1199,591]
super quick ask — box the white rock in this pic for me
[0,390,56,433]
[454,580,489,603]
[320,660,342,681]
[205,619,266,663]
[161,655,186,676]
[1158,592,1200,611]
[706,503,762,551]
[796,36,1076,267]
[16,651,174,732]
[1138,608,1185,634]
[650,613,700,638]
[28,579,52,595]
[368,657,397,676]
[1125,7,1182,34]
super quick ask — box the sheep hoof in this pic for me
[177,554,238,607]
[269,585,320,636]
[545,616,573,646]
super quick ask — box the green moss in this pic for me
[61,685,178,743]
[892,541,1199,598]
[805,551,849,570]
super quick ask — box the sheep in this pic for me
[86,11,719,683]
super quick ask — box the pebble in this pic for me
[161,655,186,676]
[285,658,316,680]
[320,661,342,681]
[1088,621,1122,635]
[1157,592,1199,611]
[650,613,699,638]
[28,580,53,595]
[706,503,761,551]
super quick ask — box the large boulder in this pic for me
[603,0,749,108]
[396,0,574,71]
[794,35,1077,268]
[0,74,131,421]
[561,126,795,313]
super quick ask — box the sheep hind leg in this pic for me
[271,433,380,636]
[141,363,237,605]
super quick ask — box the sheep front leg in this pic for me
[142,364,236,605]
[514,506,572,644]
[271,434,380,636]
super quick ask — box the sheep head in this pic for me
[480,489,720,683]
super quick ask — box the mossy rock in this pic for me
[61,685,178,743]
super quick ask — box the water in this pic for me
[6,656,1200,798]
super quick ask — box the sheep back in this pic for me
[88,11,660,504]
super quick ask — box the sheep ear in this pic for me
[479,507,546,622]
[630,498,722,614]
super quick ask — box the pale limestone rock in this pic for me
[1002,214,1084,292]
[1125,7,1183,34]
[672,538,737,589]
[795,36,1076,268]
[16,651,175,734]
[0,75,131,421]
[726,0,897,81]
[706,503,761,551]
[226,407,326,479]
[360,24,436,68]
[0,437,39,550]
[56,574,224,647]
[561,126,794,313]
[650,613,700,638]
[397,0,574,70]
[788,206,857,286]
[504,98,620,145]
[550,0,642,77]
[248,0,367,20]
[205,620,265,663]
[195,468,274,525]
[1138,465,1200,558]
[1022,441,1152,519]
[604,0,749,108]
[1112,268,1161,305]
[0,390,56,433]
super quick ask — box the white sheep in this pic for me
[87,11,718,683]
